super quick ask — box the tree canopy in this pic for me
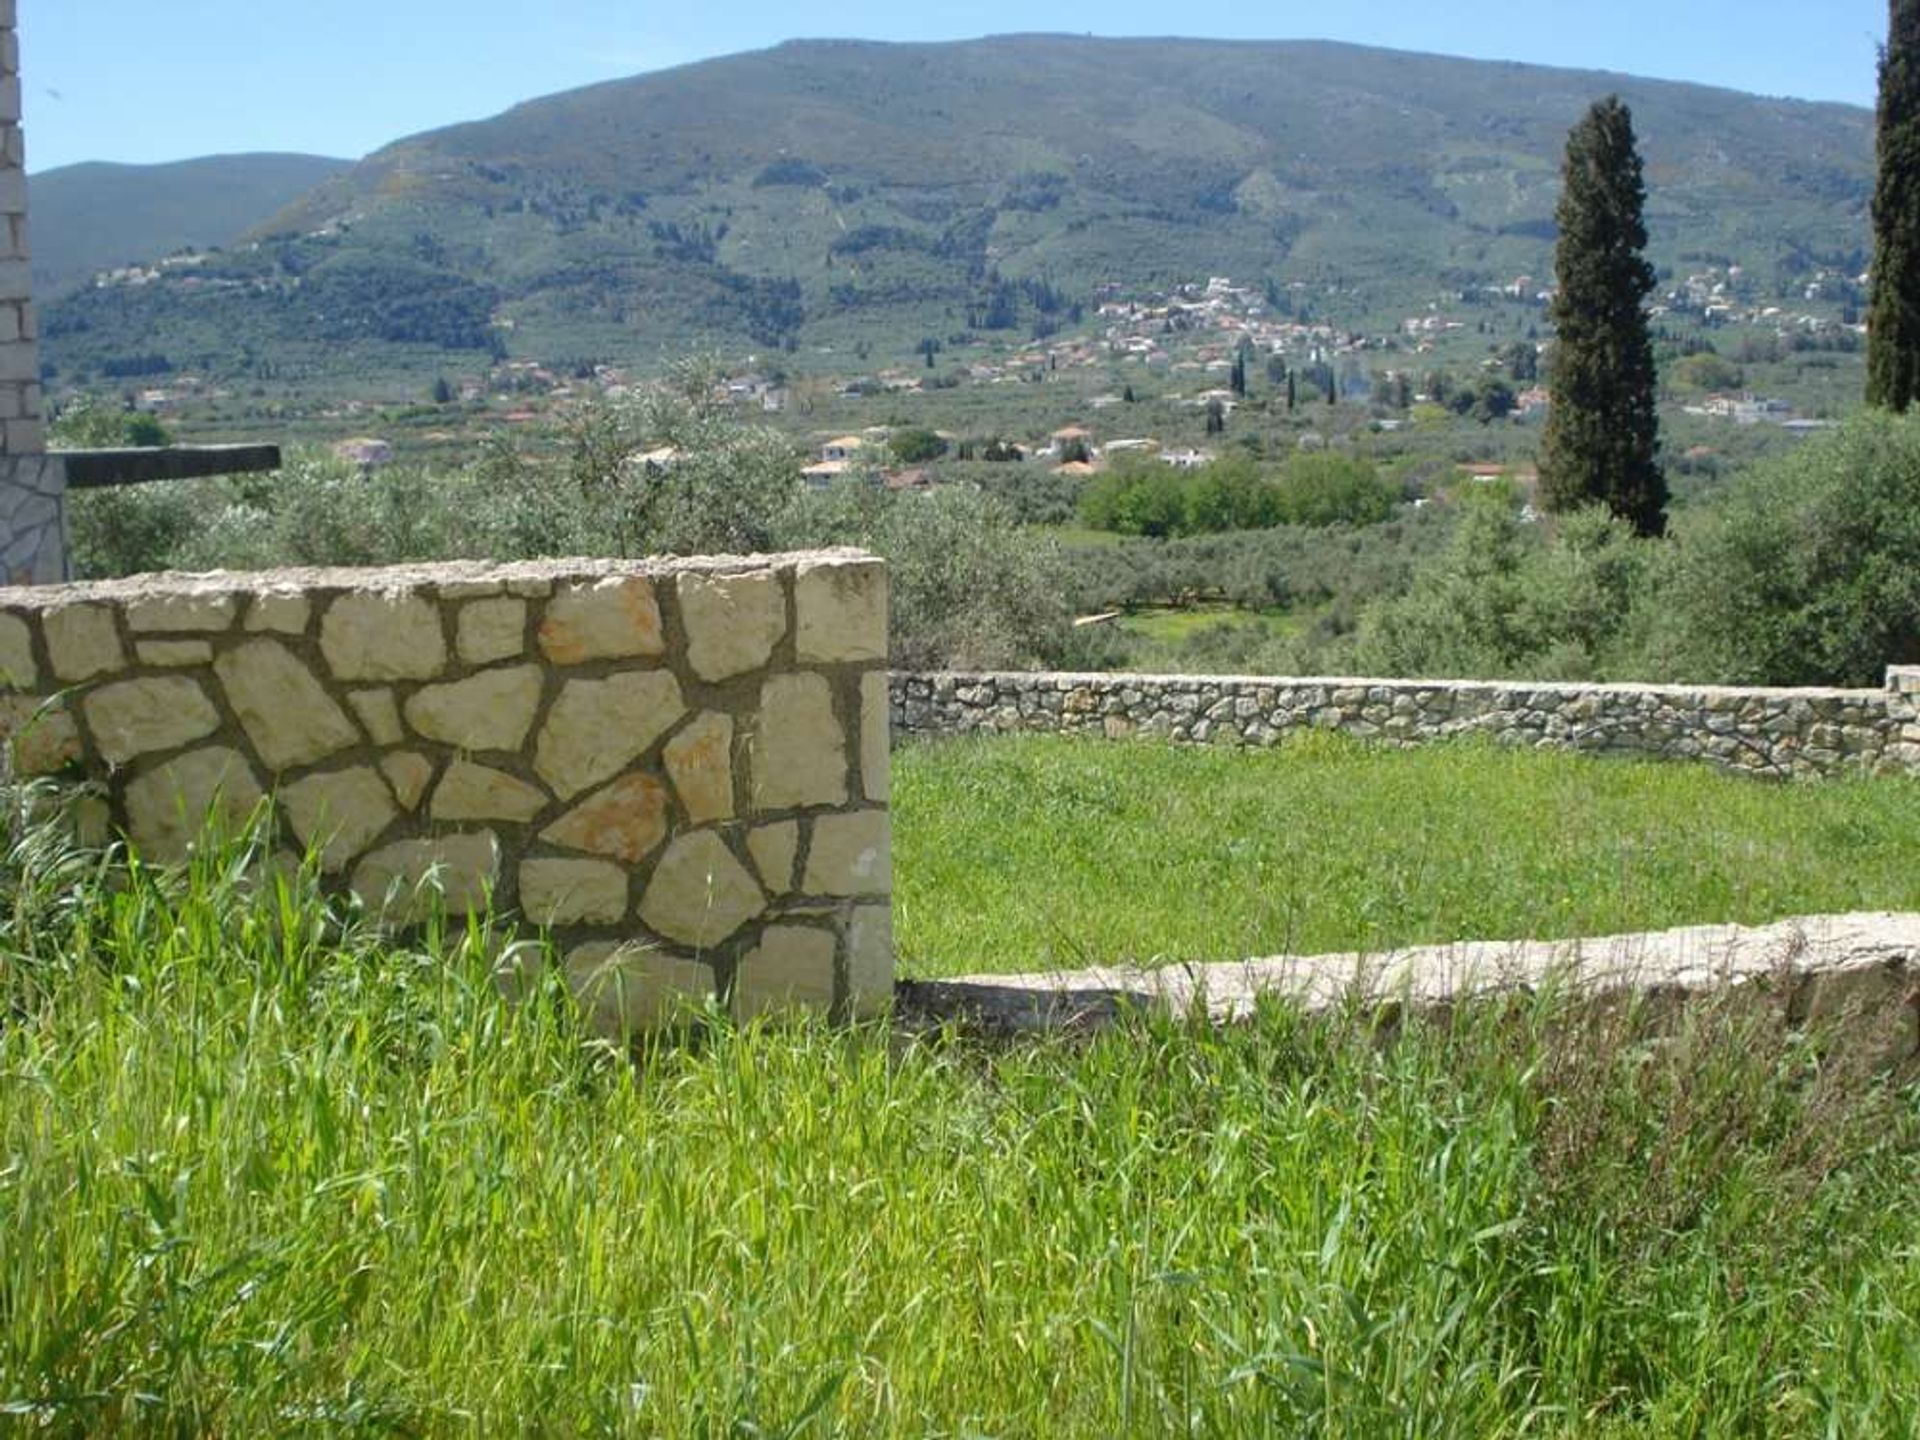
[1539,96,1667,537]
[1868,0,1920,410]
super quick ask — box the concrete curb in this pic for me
[896,912,1920,1055]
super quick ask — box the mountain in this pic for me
[30,153,354,299]
[37,37,1873,389]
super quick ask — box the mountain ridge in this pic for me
[36,36,1875,390]
[30,153,355,299]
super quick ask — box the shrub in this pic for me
[1077,462,1187,538]
[1078,454,1398,538]
[888,427,949,465]
[1646,411,1920,685]
[1352,496,1651,680]
[1272,453,1399,527]
[786,484,1073,670]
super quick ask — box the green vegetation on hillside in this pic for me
[38,37,1875,389]
[1055,411,1920,686]
[63,394,1920,688]
[29,153,352,298]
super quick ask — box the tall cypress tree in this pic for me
[1869,0,1920,410]
[1540,96,1667,537]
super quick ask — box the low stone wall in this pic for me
[900,913,1920,1066]
[0,551,893,1030]
[893,668,1920,779]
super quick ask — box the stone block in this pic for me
[82,675,221,764]
[351,831,499,925]
[520,857,628,926]
[405,665,543,752]
[348,688,404,747]
[638,830,765,948]
[0,609,33,687]
[0,260,26,307]
[750,672,847,810]
[244,591,310,635]
[281,766,399,872]
[860,670,890,801]
[847,904,894,1018]
[320,590,447,680]
[541,772,670,863]
[380,751,434,811]
[537,576,663,664]
[664,711,735,823]
[124,746,265,863]
[677,569,784,681]
[0,693,78,774]
[733,925,837,1021]
[746,820,799,894]
[125,590,237,635]
[43,603,124,681]
[793,557,887,664]
[565,942,713,1036]
[456,596,527,666]
[803,810,892,897]
[534,671,683,799]
[214,639,360,772]
[135,640,213,667]
[430,759,548,823]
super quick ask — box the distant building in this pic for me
[333,437,393,470]
[633,446,681,475]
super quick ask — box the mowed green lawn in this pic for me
[892,732,1920,976]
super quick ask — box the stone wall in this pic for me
[893,668,1920,780]
[0,551,893,1029]
[0,1,61,584]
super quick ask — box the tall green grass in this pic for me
[2,787,1918,1434]
[893,732,1920,976]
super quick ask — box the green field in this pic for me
[893,733,1920,977]
[4,746,1918,1433]
[1115,604,1299,643]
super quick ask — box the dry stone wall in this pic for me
[893,668,1920,780]
[0,551,893,1030]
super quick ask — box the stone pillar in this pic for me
[1890,667,1920,772]
[0,0,64,584]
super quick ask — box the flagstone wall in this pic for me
[0,551,893,1030]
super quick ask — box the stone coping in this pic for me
[907,668,1898,703]
[0,550,878,609]
[897,913,1920,1048]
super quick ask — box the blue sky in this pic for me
[20,0,1891,172]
